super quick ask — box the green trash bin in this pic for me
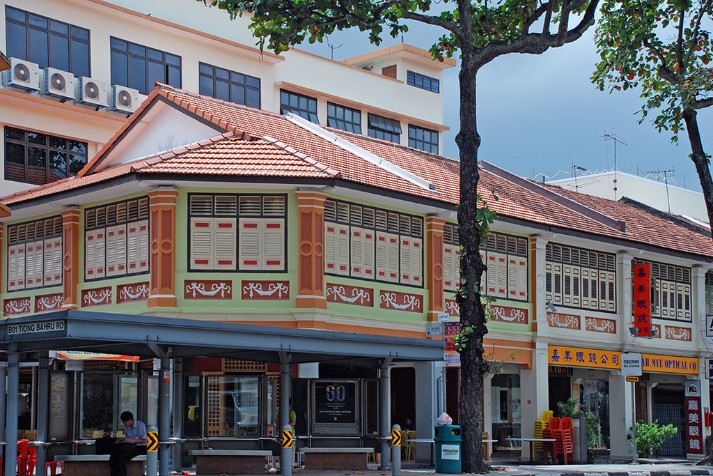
[434,425,462,473]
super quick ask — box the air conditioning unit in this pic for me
[77,77,109,108]
[3,58,40,92]
[111,85,141,114]
[42,67,76,101]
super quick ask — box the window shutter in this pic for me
[334,223,349,276]
[44,236,63,285]
[400,237,412,284]
[214,218,237,270]
[115,224,127,275]
[239,219,262,270]
[444,243,455,290]
[376,232,388,281]
[262,219,285,270]
[105,225,120,277]
[95,229,106,279]
[85,230,97,279]
[508,257,527,300]
[362,228,375,279]
[351,227,365,278]
[190,218,214,270]
[411,238,423,286]
[325,223,338,274]
[599,270,615,311]
[8,243,25,290]
[661,281,674,318]
[387,233,399,283]
[127,220,149,274]
[487,252,507,298]
[26,240,44,288]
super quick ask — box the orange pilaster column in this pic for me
[426,216,446,322]
[295,191,327,309]
[148,188,178,308]
[61,208,80,310]
[0,225,4,293]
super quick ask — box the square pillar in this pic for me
[426,217,446,322]
[148,188,178,308]
[61,208,80,309]
[295,192,327,309]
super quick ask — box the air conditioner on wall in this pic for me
[42,67,76,101]
[77,77,109,108]
[3,58,40,92]
[111,85,141,114]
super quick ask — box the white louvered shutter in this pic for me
[386,233,399,283]
[44,236,63,285]
[262,219,285,270]
[136,221,149,273]
[105,225,120,277]
[376,232,388,281]
[214,218,237,270]
[508,257,527,300]
[85,230,105,279]
[239,219,262,270]
[478,250,485,294]
[325,223,338,274]
[26,240,43,288]
[190,218,214,270]
[487,252,507,298]
[444,243,456,291]
[8,243,25,291]
[115,225,127,275]
[351,227,366,278]
[410,238,423,286]
[601,271,615,311]
[95,229,106,279]
[400,237,412,284]
[334,223,349,276]
[362,228,375,279]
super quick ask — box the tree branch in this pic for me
[684,0,713,63]
[692,97,713,109]
[402,11,461,34]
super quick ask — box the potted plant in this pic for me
[629,420,677,458]
[556,398,603,462]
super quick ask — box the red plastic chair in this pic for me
[542,417,560,464]
[17,439,37,476]
[552,417,575,464]
[46,460,64,476]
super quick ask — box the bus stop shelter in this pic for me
[0,310,444,476]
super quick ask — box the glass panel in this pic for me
[5,127,25,141]
[246,88,260,109]
[110,37,127,52]
[29,27,49,68]
[199,63,213,75]
[72,41,90,77]
[81,373,113,438]
[50,34,70,72]
[205,375,260,437]
[28,13,48,29]
[147,61,164,90]
[184,376,203,437]
[50,20,69,35]
[230,84,244,104]
[129,43,146,57]
[27,147,47,185]
[111,52,128,87]
[130,56,147,92]
[6,7,26,23]
[168,65,181,87]
[216,79,230,101]
[5,142,25,182]
[69,153,86,175]
[199,75,213,97]
[6,22,27,60]
[147,48,163,62]
[117,374,139,436]
[71,26,89,42]
[27,131,46,145]
[49,151,67,180]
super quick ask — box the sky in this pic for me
[300,16,711,192]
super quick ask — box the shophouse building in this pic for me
[1,0,713,473]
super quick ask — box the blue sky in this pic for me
[301,20,711,192]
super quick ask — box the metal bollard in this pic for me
[146,425,158,476]
[391,424,401,476]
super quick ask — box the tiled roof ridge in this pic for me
[619,196,711,237]
[480,161,627,233]
[130,131,239,172]
[261,136,340,178]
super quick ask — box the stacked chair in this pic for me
[543,417,575,464]
[16,439,37,476]
[533,410,554,463]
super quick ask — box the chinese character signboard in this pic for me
[633,264,651,337]
[444,322,460,367]
[548,345,622,370]
[685,380,703,454]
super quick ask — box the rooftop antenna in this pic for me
[646,167,675,213]
[572,164,588,192]
[325,37,342,60]
[602,132,628,199]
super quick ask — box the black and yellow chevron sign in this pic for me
[391,429,401,447]
[147,431,158,452]
[281,429,294,448]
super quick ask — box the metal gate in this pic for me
[651,403,685,457]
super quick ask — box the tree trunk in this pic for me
[456,2,489,472]
[682,108,713,232]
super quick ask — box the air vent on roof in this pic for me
[77,77,108,108]
[284,112,436,192]
[42,67,76,101]
[3,58,40,92]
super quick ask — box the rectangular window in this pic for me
[367,114,401,144]
[324,199,422,287]
[85,198,150,281]
[280,90,318,123]
[5,126,87,185]
[110,37,181,94]
[408,125,439,153]
[199,62,261,109]
[327,103,362,134]
[7,216,63,291]
[407,70,440,93]
[205,375,261,437]
[6,6,90,77]
[189,194,286,272]
[546,243,616,312]
[634,259,691,321]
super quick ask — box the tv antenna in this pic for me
[602,132,628,199]
[646,168,675,213]
[325,37,342,60]
[572,164,588,192]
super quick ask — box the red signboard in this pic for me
[633,264,651,337]
[686,396,704,453]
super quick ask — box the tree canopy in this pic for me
[593,0,713,228]
[201,0,600,471]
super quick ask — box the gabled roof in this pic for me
[2,84,712,261]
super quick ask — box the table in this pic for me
[506,437,555,463]
[482,438,497,459]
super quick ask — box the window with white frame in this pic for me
[324,200,423,287]
[189,194,286,272]
[546,243,616,312]
[85,198,149,281]
[634,259,691,321]
[7,217,63,291]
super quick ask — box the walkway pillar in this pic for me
[0,365,6,445]
[36,353,50,474]
[610,374,635,460]
[159,355,171,476]
[172,358,185,472]
[5,344,19,476]
[280,353,293,476]
[380,359,392,469]
[414,362,437,463]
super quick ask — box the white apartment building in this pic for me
[0,0,454,196]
